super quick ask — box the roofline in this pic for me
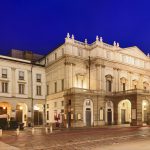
[0,55,45,67]
[37,42,64,62]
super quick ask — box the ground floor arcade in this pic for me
[0,97,45,126]
[50,89,150,127]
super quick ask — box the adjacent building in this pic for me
[0,54,46,126]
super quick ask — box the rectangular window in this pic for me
[19,84,25,94]
[2,82,8,93]
[61,101,64,106]
[54,102,57,107]
[55,53,57,60]
[134,85,137,89]
[47,85,49,95]
[47,104,49,109]
[19,71,24,80]
[68,100,71,105]
[54,82,57,93]
[107,80,112,92]
[47,111,49,120]
[36,86,41,95]
[2,69,7,78]
[123,83,126,91]
[36,74,41,82]
[61,79,64,91]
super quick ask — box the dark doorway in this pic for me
[16,110,23,123]
[67,112,71,127]
[0,107,7,115]
[107,109,112,125]
[34,110,43,125]
[86,108,91,126]
[144,110,148,123]
[121,109,126,124]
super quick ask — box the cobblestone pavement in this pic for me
[0,126,150,150]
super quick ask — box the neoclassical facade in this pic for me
[0,55,46,126]
[1,34,150,128]
[44,34,150,127]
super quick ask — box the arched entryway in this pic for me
[118,99,131,124]
[0,102,11,117]
[105,101,113,125]
[16,103,28,126]
[83,99,93,127]
[142,100,149,124]
[34,104,44,125]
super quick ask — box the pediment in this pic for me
[121,46,147,60]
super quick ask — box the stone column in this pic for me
[95,64,101,90]
[100,65,105,91]
[136,96,143,126]
[115,68,120,92]
[11,68,16,97]
[138,74,143,89]
[28,70,32,98]
[127,72,132,90]
[65,62,71,89]
[113,68,117,92]
[113,102,118,125]
[71,63,76,88]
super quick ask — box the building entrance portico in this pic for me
[108,91,150,126]
[118,99,131,124]
[83,99,93,127]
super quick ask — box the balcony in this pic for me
[110,89,150,96]
[64,88,150,97]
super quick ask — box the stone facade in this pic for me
[0,55,46,126]
[44,34,150,127]
[1,34,150,128]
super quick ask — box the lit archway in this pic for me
[16,103,28,126]
[0,102,11,119]
[142,100,149,124]
[34,104,44,125]
[118,99,131,124]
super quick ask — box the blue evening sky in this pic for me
[0,0,150,55]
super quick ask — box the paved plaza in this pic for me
[0,126,150,150]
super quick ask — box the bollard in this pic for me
[50,125,53,133]
[32,127,35,135]
[16,128,20,136]
[45,127,48,134]
[0,129,2,137]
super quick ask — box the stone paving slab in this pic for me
[0,141,20,150]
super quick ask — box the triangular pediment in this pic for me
[121,46,147,60]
